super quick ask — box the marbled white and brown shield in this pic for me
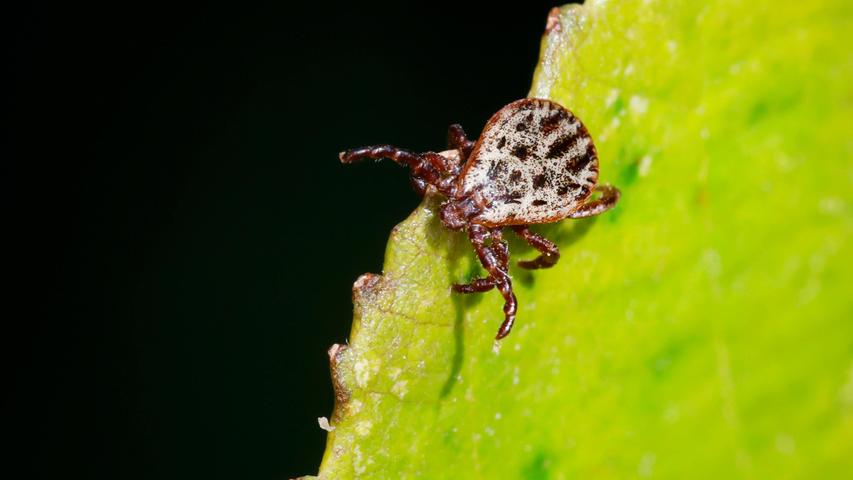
[457,98,599,227]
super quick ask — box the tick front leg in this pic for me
[511,225,560,269]
[568,184,621,219]
[339,145,420,168]
[447,124,475,161]
[340,146,458,197]
[465,225,518,340]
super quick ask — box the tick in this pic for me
[340,98,620,340]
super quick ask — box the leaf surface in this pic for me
[316,1,853,477]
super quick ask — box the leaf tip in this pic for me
[545,6,562,33]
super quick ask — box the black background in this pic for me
[10,1,572,478]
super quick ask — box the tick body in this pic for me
[340,98,620,340]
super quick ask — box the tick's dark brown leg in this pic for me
[452,278,496,293]
[447,124,475,160]
[452,229,509,294]
[455,225,518,340]
[340,146,458,197]
[410,177,429,196]
[511,225,560,269]
[339,145,420,168]
[568,184,621,219]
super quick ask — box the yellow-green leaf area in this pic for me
[317,0,853,478]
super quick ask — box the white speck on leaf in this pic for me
[667,40,678,54]
[663,404,680,423]
[356,420,373,437]
[354,358,372,387]
[605,88,621,108]
[819,197,844,215]
[610,117,622,129]
[392,380,409,399]
[638,154,653,176]
[353,445,366,475]
[702,249,722,278]
[775,434,796,454]
[839,364,853,409]
[638,452,656,477]
[318,417,335,432]
[629,95,649,115]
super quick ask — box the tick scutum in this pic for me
[509,170,523,184]
[460,98,600,226]
[512,144,531,161]
[532,173,550,190]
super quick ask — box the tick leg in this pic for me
[511,225,560,269]
[452,230,509,294]
[463,225,518,340]
[339,145,420,168]
[452,277,496,293]
[339,146,457,176]
[340,146,458,197]
[568,184,621,219]
[410,176,429,196]
[419,152,460,195]
[447,124,475,160]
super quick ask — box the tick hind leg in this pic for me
[453,225,518,340]
[568,184,621,219]
[511,226,560,269]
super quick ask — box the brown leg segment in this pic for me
[452,229,509,294]
[339,145,420,167]
[452,278,496,293]
[447,124,475,160]
[511,225,560,269]
[453,225,518,340]
[339,145,457,197]
[568,184,621,219]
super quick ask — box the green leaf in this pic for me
[315,1,853,477]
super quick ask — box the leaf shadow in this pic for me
[421,195,599,398]
[509,216,599,289]
[420,199,473,400]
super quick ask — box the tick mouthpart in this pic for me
[439,194,484,231]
